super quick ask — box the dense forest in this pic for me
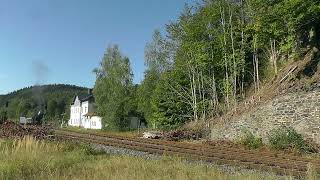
[94,0,320,130]
[0,84,88,122]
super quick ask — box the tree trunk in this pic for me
[253,52,256,93]
[270,39,278,75]
[192,68,198,121]
[200,70,206,120]
[220,4,230,110]
[210,46,219,117]
[196,67,201,119]
[254,36,260,91]
[187,54,198,122]
[212,70,218,113]
[240,0,245,99]
[229,5,237,108]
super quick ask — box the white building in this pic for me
[68,90,102,129]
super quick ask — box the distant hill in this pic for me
[0,84,89,120]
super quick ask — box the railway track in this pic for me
[55,129,320,177]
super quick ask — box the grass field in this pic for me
[0,136,310,180]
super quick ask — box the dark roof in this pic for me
[81,95,94,102]
[83,112,97,117]
[71,94,95,105]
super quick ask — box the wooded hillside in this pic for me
[0,84,88,121]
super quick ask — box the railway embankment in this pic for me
[55,129,320,177]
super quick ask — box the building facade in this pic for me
[68,91,102,129]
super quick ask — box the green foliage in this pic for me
[132,0,320,129]
[16,100,31,117]
[137,30,174,128]
[248,0,320,52]
[47,99,58,117]
[93,45,135,131]
[267,126,316,153]
[144,29,172,73]
[0,109,7,123]
[137,69,160,126]
[237,129,263,149]
[150,69,193,130]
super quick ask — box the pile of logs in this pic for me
[0,121,53,139]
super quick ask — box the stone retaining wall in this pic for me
[211,90,320,144]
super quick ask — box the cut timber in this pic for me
[279,66,298,83]
[142,131,163,139]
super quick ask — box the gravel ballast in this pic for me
[90,143,292,179]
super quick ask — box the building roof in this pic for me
[83,112,97,117]
[71,94,95,105]
[81,94,95,102]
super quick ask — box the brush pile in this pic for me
[163,128,204,141]
[162,122,211,141]
[0,121,53,139]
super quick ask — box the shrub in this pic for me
[237,129,263,149]
[267,126,316,153]
[0,109,7,124]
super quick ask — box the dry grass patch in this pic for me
[0,137,299,180]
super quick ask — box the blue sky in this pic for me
[0,0,194,95]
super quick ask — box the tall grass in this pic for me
[0,137,303,180]
[306,163,319,180]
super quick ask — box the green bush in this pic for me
[0,109,7,124]
[267,126,316,153]
[238,130,263,149]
